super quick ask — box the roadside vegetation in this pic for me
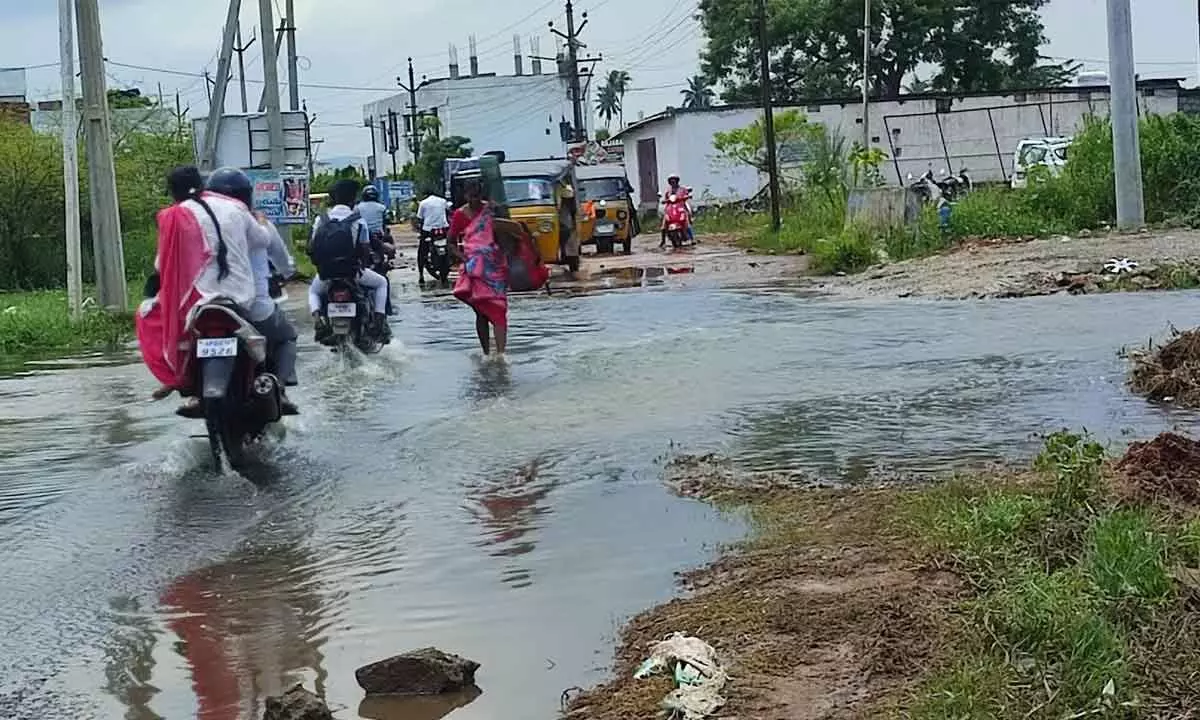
[0,112,192,360]
[569,430,1200,719]
[697,111,1200,276]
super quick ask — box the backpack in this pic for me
[309,211,361,279]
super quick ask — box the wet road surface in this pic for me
[3,276,1200,719]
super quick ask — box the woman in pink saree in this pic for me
[136,166,227,397]
[451,180,510,355]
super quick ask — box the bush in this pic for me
[0,120,192,291]
[809,226,877,274]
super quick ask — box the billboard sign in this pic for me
[246,169,310,225]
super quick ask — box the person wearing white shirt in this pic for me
[416,191,450,284]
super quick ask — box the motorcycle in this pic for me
[320,278,384,355]
[428,227,452,287]
[663,192,693,249]
[936,167,972,202]
[186,300,283,472]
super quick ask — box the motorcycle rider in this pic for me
[206,167,301,416]
[354,184,396,314]
[307,178,391,343]
[659,173,694,248]
[416,189,450,285]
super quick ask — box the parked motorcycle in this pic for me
[428,227,452,287]
[320,278,384,355]
[186,300,283,472]
[936,167,972,202]
[663,192,693,249]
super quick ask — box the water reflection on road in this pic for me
[3,283,1200,719]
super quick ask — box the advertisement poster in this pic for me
[246,169,310,225]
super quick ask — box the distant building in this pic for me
[0,68,29,124]
[31,100,179,137]
[362,36,590,178]
[614,78,1185,208]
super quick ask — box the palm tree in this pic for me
[681,76,714,110]
[606,69,631,127]
[595,82,620,130]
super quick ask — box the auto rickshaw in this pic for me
[576,164,635,255]
[496,159,581,273]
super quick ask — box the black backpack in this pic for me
[309,211,361,278]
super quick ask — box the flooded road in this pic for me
[3,280,1200,719]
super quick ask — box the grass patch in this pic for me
[0,288,134,359]
[901,431,1200,718]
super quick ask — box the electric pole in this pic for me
[76,0,127,310]
[386,111,399,177]
[259,0,286,169]
[757,0,781,232]
[233,22,256,114]
[1107,0,1144,229]
[550,1,598,142]
[256,25,286,113]
[200,0,241,170]
[366,116,378,180]
[396,57,421,161]
[59,0,82,319]
[861,0,871,153]
[284,0,300,111]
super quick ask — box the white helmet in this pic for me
[667,172,680,183]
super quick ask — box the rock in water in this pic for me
[356,648,480,696]
[263,685,333,720]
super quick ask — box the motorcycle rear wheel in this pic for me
[204,399,249,472]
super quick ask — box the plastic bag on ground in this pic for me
[633,632,727,719]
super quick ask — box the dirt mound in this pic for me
[1128,329,1200,407]
[663,454,816,501]
[1115,432,1200,505]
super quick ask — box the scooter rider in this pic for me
[206,167,301,416]
[308,179,391,343]
[416,189,451,285]
[660,173,693,248]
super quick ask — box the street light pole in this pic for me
[861,0,871,152]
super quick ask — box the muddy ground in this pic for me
[563,455,962,720]
[822,228,1200,300]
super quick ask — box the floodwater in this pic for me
[3,277,1200,720]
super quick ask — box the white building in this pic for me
[614,78,1184,208]
[362,39,590,177]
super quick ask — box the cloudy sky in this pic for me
[4,0,1198,159]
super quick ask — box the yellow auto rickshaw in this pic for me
[576,164,635,255]
[497,159,581,273]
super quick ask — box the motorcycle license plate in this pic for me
[327,302,356,318]
[596,222,615,233]
[434,239,448,248]
[668,223,681,231]
[196,337,238,358]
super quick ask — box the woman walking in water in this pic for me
[450,180,509,356]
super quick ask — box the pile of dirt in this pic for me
[1128,329,1200,407]
[662,454,817,502]
[1115,432,1200,505]
[563,488,959,720]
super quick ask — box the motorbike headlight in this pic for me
[538,219,554,233]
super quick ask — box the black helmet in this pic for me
[362,185,380,202]
[207,166,253,206]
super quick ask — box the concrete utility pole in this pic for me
[396,57,421,161]
[861,0,871,152]
[550,1,589,141]
[1106,0,1145,229]
[76,0,127,310]
[259,0,286,169]
[200,0,242,170]
[256,26,286,113]
[59,0,82,319]
[757,0,781,232]
[233,22,256,114]
[284,0,300,112]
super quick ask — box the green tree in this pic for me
[681,75,715,109]
[606,69,632,127]
[595,82,620,129]
[700,0,1077,102]
[414,135,472,196]
[594,127,611,141]
[107,88,153,109]
[712,109,821,176]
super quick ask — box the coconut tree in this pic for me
[606,69,631,127]
[681,75,714,109]
[595,82,620,130]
